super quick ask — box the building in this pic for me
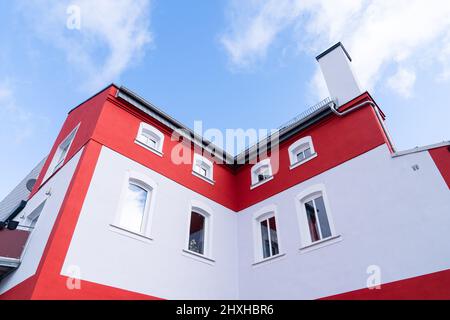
[0,43,449,300]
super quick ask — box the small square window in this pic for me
[192,154,214,183]
[289,136,317,169]
[135,122,164,155]
[251,159,273,187]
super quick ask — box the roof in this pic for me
[116,86,337,167]
[0,157,46,221]
[316,42,352,62]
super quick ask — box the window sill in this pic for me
[299,235,342,253]
[192,171,215,185]
[252,253,286,267]
[250,176,274,190]
[182,249,215,265]
[134,140,163,157]
[109,224,154,244]
[290,153,318,170]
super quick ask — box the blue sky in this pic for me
[0,0,449,199]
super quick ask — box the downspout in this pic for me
[329,100,396,153]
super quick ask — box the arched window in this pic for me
[251,159,273,188]
[295,184,338,249]
[114,171,157,238]
[135,122,164,155]
[252,205,284,263]
[185,202,213,259]
[288,136,317,169]
[192,154,214,184]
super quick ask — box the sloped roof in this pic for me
[0,157,47,221]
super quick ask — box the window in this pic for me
[260,216,279,259]
[252,206,284,263]
[135,122,164,155]
[42,124,79,183]
[185,203,212,259]
[304,195,331,242]
[118,182,149,234]
[192,154,214,183]
[296,184,338,249]
[288,136,317,169]
[188,211,206,255]
[113,171,157,238]
[251,159,273,188]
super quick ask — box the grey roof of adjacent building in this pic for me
[0,157,47,221]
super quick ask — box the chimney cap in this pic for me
[316,42,352,62]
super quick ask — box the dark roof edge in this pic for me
[316,42,352,62]
[68,83,119,114]
[117,86,235,164]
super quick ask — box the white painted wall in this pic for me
[62,146,239,300]
[61,144,450,299]
[317,44,362,106]
[0,149,82,294]
[237,144,450,299]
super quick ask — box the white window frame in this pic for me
[252,205,285,265]
[250,159,273,189]
[192,154,214,184]
[182,200,214,264]
[111,170,158,241]
[135,122,165,156]
[295,184,340,250]
[288,136,318,170]
[42,123,80,183]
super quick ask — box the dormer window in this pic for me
[288,136,317,169]
[251,159,273,189]
[192,154,214,184]
[135,122,164,156]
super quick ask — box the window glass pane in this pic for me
[305,200,321,242]
[256,166,270,182]
[195,164,208,177]
[140,132,158,149]
[188,212,205,254]
[314,196,332,239]
[296,151,305,162]
[304,147,312,158]
[54,143,70,171]
[260,219,271,258]
[119,183,148,233]
[147,137,157,149]
[268,217,279,256]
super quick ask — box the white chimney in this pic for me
[316,42,362,106]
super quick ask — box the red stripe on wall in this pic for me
[0,275,37,300]
[429,146,450,189]
[322,268,450,300]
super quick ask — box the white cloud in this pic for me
[18,0,152,92]
[387,68,416,98]
[220,0,450,98]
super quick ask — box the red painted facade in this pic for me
[429,146,450,189]
[323,268,450,300]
